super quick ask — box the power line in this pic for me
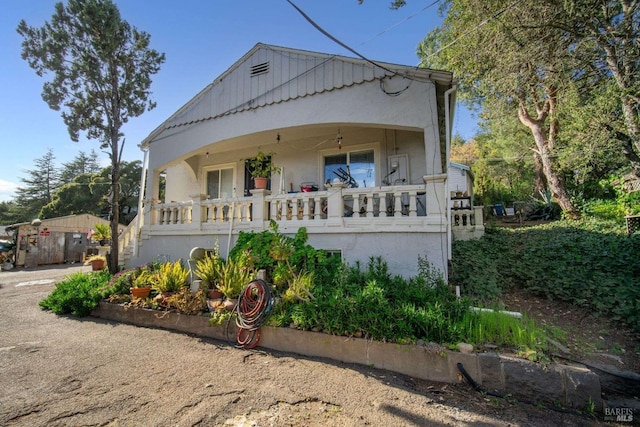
[358,0,442,46]
[285,0,397,75]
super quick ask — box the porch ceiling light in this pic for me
[336,129,342,150]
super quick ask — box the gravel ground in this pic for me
[0,265,608,426]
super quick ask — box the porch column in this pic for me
[423,174,448,225]
[191,199,202,225]
[423,81,444,175]
[326,183,346,227]
[249,189,271,226]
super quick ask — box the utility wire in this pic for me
[285,0,397,75]
[358,0,442,46]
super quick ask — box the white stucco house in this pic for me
[123,43,482,278]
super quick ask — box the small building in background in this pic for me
[5,214,116,268]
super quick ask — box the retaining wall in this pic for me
[91,302,602,411]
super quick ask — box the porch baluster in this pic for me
[303,198,311,221]
[394,191,402,218]
[380,194,389,217]
[365,194,373,217]
[352,196,361,218]
[408,191,417,217]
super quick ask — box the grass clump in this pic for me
[460,309,546,352]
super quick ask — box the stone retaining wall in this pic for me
[91,302,602,411]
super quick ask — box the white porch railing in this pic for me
[451,205,485,239]
[144,177,450,233]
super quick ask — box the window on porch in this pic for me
[324,149,375,188]
[206,167,234,199]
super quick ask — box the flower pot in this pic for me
[208,289,223,299]
[91,259,105,271]
[131,286,151,299]
[253,177,268,189]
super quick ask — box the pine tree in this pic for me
[59,150,101,184]
[14,149,60,221]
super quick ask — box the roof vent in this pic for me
[250,62,270,77]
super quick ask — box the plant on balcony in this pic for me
[247,151,281,189]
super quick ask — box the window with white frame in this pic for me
[323,149,375,188]
[205,166,234,199]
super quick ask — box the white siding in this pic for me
[163,46,411,130]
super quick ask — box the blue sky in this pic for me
[0,0,478,202]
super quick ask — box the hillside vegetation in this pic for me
[450,219,640,331]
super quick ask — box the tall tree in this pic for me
[40,172,109,219]
[40,160,141,223]
[417,1,580,216]
[551,0,640,177]
[0,201,23,225]
[117,160,142,224]
[18,0,165,273]
[59,150,101,184]
[14,149,60,221]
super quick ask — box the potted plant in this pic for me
[84,254,107,271]
[130,267,154,298]
[216,250,255,310]
[150,260,190,296]
[247,151,281,190]
[195,253,224,299]
[92,223,111,246]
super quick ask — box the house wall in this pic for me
[448,167,469,195]
[134,230,447,278]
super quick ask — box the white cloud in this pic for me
[0,179,18,202]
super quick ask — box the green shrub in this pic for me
[581,199,628,221]
[151,260,190,293]
[282,257,470,343]
[40,270,112,317]
[231,220,342,287]
[451,219,640,331]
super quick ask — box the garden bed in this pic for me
[91,300,603,411]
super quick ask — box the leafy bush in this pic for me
[451,219,640,331]
[215,250,255,299]
[581,199,628,221]
[275,257,470,344]
[194,252,223,290]
[230,220,342,287]
[150,260,190,293]
[40,270,112,317]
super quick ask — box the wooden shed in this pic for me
[5,214,116,268]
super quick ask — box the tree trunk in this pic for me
[518,105,580,219]
[533,152,546,195]
[109,137,120,275]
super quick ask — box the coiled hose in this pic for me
[227,279,274,349]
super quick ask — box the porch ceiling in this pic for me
[184,124,417,160]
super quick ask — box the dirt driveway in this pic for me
[0,265,606,426]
